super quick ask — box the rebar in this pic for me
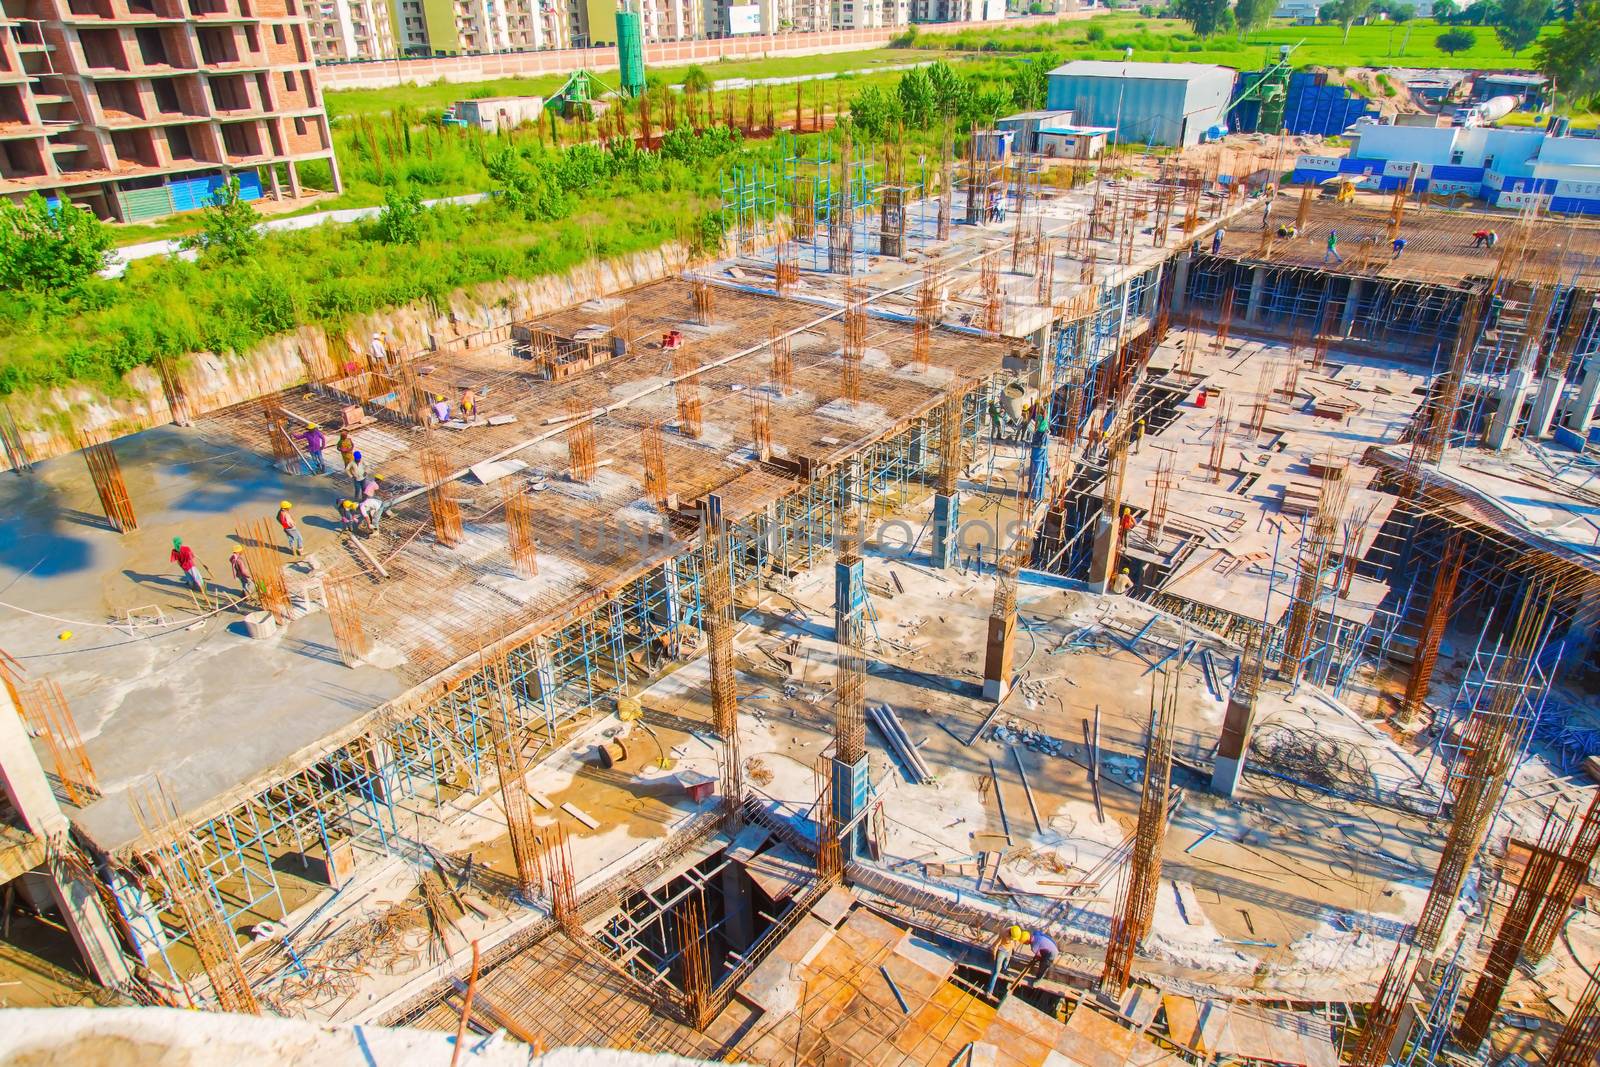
[1400,534,1463,724]
[566,400,599,478]
[80,436,137,532]
[672,348,703,439]
[130,777,258,1014]
[1350,941,1422,1067]
[769,327,792,394]
[504,482,539,578]
[325,574,372,667]
[237,518,291,621]
[15,677,99,805]
[641,421,669,509]
[1102,662,1181,994]
[422,447,464,548]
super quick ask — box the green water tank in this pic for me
[616,9,645,98]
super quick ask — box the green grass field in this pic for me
[323,47,956,121]
[908,13,1552,70]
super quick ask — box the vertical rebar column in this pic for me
[487,655,543,902]
[1456,814,1571,1050]
[1349,941,1422,1067]
[1413,582,1554,950]
[325,575,371,667]
[565,399,599,479]
[504,482,539,577]
[238,518,290,620]
[672,348,703,439]
[913,268,938,373]
[1400,534,1464,725]
[1102,663,1180,995]
[1548,967,1600,1067]
[1526,788,1600,961]
[842,281,866,404]
[16,678,99,805]
[691,278,716,325]
[421,447,463,548]
[80,437,137,532]
[641,421,669,510]
[676,890,713,1030]
[979,252,1002,335]
[769,327,792,395]
[750,393,771,463]
[829,130,854,274]
[703,533,741,817]
[1279,467,1348,685]
[130,780,259,1015]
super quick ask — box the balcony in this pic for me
[77,27,131,71]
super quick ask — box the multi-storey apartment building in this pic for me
[305,0,395,59]
[0,0,341,221]
[389,0,563,54]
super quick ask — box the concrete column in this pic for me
[834,555,863,645]
[1566,354,1600,434]
[1170,252,1191,313]
[1486,365,1533,451]
[830,753,870,861]
[721,823,768,952]
[0,686,133,988]
[1211,693,1256,799]
[1246,265,1268,324]
[287,159,303,197]
[931,492,960,569]
[1526,372,1565,441]
[1339,279,1363,336]
[1087,513,1116,593]
[982,608,1015,703]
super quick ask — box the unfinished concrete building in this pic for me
[2,135,1600,1065]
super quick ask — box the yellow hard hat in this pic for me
[435,394,445,402]
[1009,925,1025,942]
[307,422,317,430]
[280,501,292,509]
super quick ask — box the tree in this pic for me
[373,186,425,244]
[1172,0,1233,35]
[898,66,936,128]
[1492,0,1551,52]
[1455,0,1501,22]
[1330,0,1375,40]
[1432,0,1456,16]
[1010,54,1056,110]
[1385,1,1415,21]
[1535,1,1600,102]
[680,65,711,93]
[177,178,261,262]
[1319,0,1340,18]
[0,193,112,295]
[1435,25,1478,48]
[1236,0,1274,35]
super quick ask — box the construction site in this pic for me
[3,130,1600,1067]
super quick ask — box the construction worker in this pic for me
[369,332,388,364]
[460,387,478,420]
[277,501,304,557]
[1119,506,1138,539]
[1211,226,1226,254]
[1391,236,1408,259]
[430,394,452,423]
[345,450,366,497]
[1112,567,1135,596]
[1487,230,1499,250]
[296,422,327,474]
[1028,929,1059,977]
[335,429,356,469]
[358,493,384,534]
[1276,223,1298,238]
[362,473,382,500]
[1132,416,1146,453]
[170,537,205,594]
[337,498,361,534]
[228,547,253,601]
[1471,228,1491,248]
[989,926,1030,993]
[989,398,1006,442]
[1323,228,1343,264]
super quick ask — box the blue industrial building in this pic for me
[1045,61,1234,147]
[1293,124,1600,215]
[1229,70,1379,137]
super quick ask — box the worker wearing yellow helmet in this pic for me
[277,501,304,557]
[430,394,453,423]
